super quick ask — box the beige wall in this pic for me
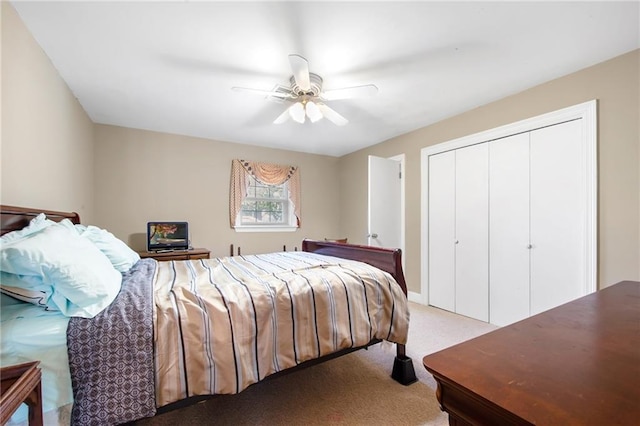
[3,1,638,290]
[340,49,640,292]
[93,125,341,258]
[1,2,95,221]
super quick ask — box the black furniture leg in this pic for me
[392,344,417,385]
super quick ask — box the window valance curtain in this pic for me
[229,159,301,227]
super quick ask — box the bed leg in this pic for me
[392,344,417,385]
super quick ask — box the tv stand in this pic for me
[137,248,210,262]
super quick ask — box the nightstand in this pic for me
[137,248,210,262]
[0,361,43,426]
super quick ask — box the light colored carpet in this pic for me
[130,303,498,425]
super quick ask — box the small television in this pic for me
[146,221,189,252]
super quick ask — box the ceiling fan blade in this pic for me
[288,54,311,91]
[273,107,291,124]
[322,84,378,101]
[232,86,293,99]
[317,103,348,126]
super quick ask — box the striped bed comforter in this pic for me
[153,251,409,407]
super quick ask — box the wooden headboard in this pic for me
[0,205,81,236]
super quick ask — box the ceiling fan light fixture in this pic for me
[233,54,375,126]
[289,102,305,123]
[305,100,323,123]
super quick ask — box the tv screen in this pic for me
[147,221,189,251]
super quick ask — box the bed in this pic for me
[0,205,416,425]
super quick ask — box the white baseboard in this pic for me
[407,291,425,305]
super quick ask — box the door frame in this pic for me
[391,154,406,273]
[419,100,597,305]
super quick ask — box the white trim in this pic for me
[582,102,598,294]
[234,225,298,233]
[389,154,406,272]
[420,100,598,305]
[407,291,423,304]
[420,148,430,306]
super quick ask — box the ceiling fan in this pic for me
[232,54,378,126]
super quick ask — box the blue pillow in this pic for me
[0,223,122,318]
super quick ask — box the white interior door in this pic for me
[530,119,584,315]
[454,144,489,322]
[489,133,531,326]
[368,155,402,250]
[427,151,456,312]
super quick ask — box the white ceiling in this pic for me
[11,1,640,157]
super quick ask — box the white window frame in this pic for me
[234,177,298,233]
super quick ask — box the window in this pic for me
[230,159,300,232]
[239,176,293,226]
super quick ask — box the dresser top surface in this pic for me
[423,281,640,425]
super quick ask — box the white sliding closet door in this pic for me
[455,143,489,322]
[422,101,596,324]
[428,151,456,312]
[530,120,584,315]
[489,133,531,326]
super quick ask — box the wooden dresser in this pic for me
[422,281,640,426]
[137,248,210,262]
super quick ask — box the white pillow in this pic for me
[0,223,122,318]
[57,219,140,272]
[1,213,55,243]
[77,225,140,273]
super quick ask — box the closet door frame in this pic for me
[420,100,597,306]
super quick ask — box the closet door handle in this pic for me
[455,240,459,244]
[527,244,533,249]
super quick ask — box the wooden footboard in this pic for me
[302,239,417,385]
[301,239,408,296]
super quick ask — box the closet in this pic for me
[423,101,596,326]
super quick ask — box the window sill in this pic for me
[234,226,298,233]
